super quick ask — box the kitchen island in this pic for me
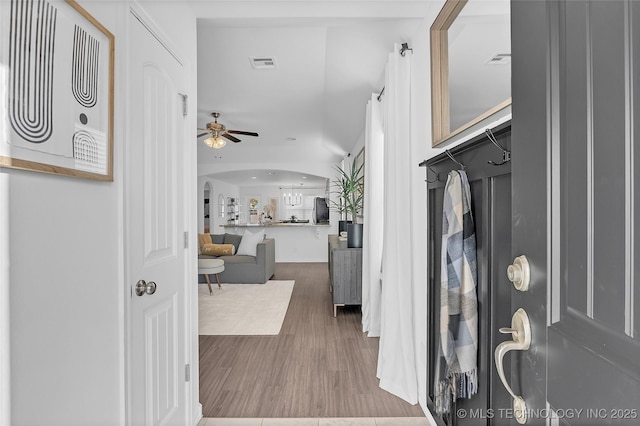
[221,222,333,262]
[221,221,330,228]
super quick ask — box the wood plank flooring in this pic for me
[199,262,425,418]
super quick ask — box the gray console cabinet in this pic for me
[328,235,362,317]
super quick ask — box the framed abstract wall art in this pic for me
[0,0,114,181]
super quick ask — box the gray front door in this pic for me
[510,1,640,424]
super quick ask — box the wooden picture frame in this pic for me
[0,0,115,181]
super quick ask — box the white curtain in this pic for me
[376,43,418,404]
[361,93,384,337]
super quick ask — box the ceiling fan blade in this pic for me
[197,132,209,138]
[222,133,242,143]
[227,130,259,137]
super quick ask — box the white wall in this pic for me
[1,171,9,426]
[405,3,485,418]
[5,1,199,425]
[406,1,500,418]
[9,172,125,426]
[7,3,124,424]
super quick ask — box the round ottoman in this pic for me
[198,258,225,294]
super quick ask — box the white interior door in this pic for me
[126,10,188,426]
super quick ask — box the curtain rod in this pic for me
[400,42,413,57]
[377,43,411,102]
[376,43,411,103]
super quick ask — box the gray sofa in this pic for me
[198,233,275,284]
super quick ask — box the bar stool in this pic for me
[198,258,225,295]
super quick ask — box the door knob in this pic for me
[135,280,157,296]
[507,255,530,291]
[495,308,531,424]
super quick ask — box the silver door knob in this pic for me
[135,280,157,296]
[507,255,530,291]
[495,308,531,424]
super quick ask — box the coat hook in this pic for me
[445,150,465,170]
[486,129,511,166]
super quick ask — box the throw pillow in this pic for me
[236,229,265,256]
[198,233,212,255]
[223,233,243,251]
[201,243,235,256]
[211,234,225,244]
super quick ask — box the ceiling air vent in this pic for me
[249,57,277,70]
[486,53,511,65]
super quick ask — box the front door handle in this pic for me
[495,308,531,424]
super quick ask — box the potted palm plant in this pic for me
[331,157,364,247]
[330,175,350,234]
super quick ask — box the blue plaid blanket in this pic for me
[434,170,478,415]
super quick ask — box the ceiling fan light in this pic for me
[204,135,227,149]
[212,137,226,149]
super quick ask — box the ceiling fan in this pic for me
[197,112,259,149]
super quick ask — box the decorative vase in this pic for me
[338,220,352,234]
[347,223,363,248]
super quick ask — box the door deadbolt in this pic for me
[507,255,530,291]
[135,280,157,296]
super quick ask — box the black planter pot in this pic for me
[347,223,363,248]
[338,220,352,234]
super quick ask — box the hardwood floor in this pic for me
[199,262,425,418]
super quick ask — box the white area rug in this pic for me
[198,280,295,335]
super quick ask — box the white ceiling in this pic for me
[190,1,432,186]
